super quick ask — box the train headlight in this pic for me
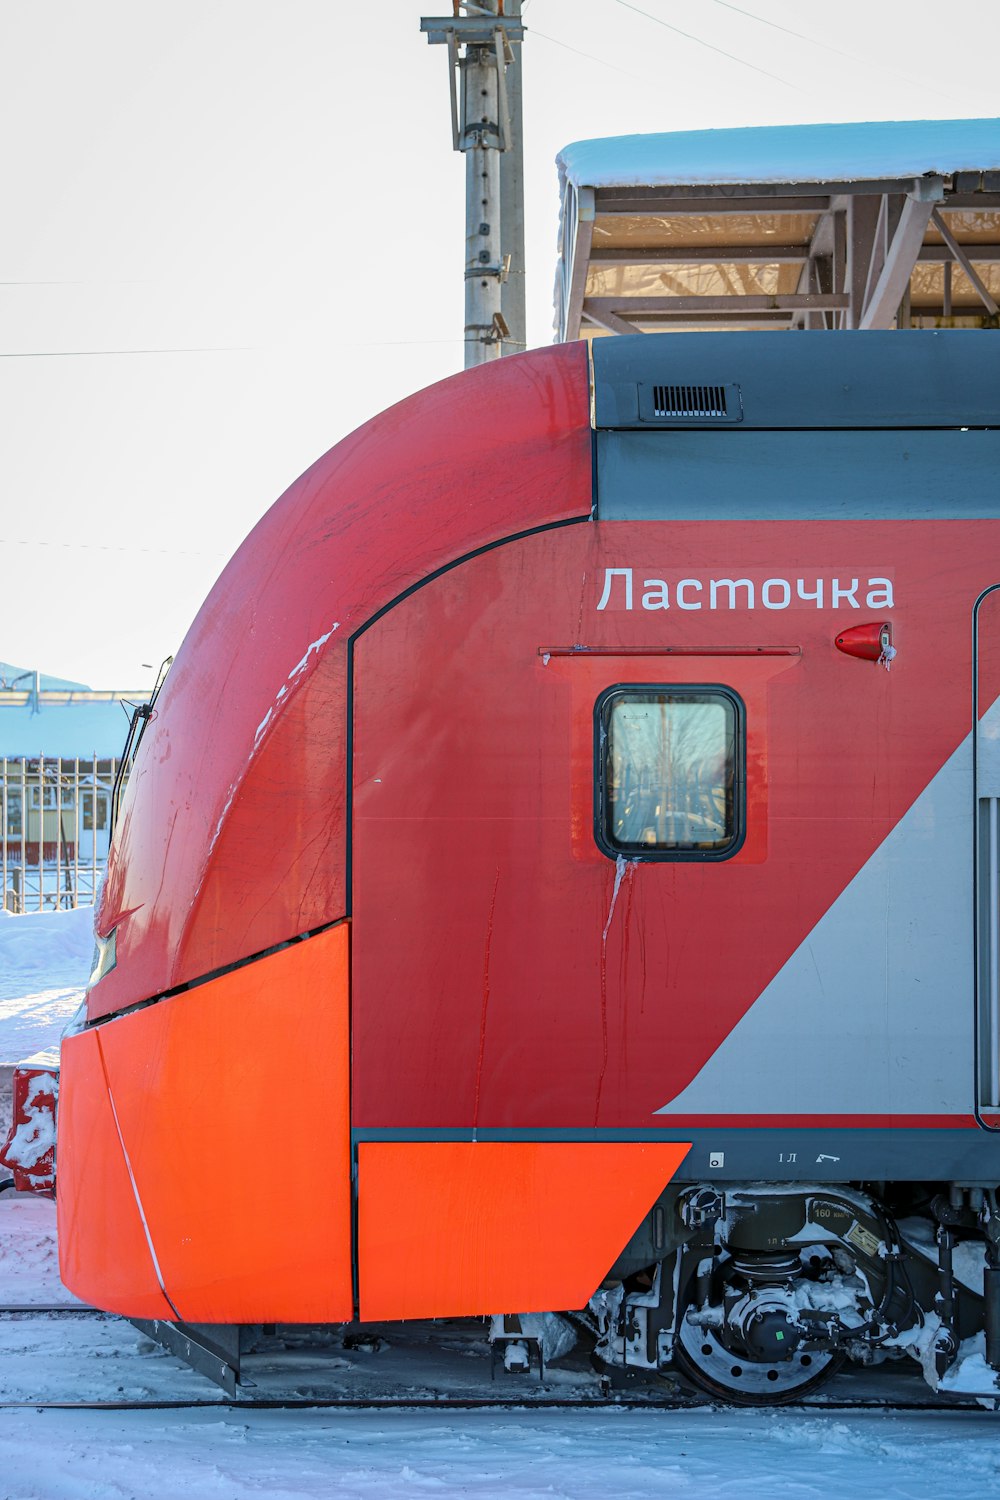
[88,926,117,989]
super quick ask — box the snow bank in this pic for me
[0,905,94,991]
[0,906,93,1064]
[0,905,92,1138]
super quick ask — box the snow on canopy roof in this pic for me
[557,117,1000,190]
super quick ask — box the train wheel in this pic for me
[674,1314,845,1406]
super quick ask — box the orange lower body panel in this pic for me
[58,922,352,1323]
[56,1027,175,1320]
[357,1140,690,1320]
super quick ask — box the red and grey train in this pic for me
[51,330,1000,1401]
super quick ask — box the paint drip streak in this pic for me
[472,868,501,1142]
[596,855,631,1126]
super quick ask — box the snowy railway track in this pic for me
[0,1304,102,1315]
[0,1304,995,1415]
[0,1392,991,1414]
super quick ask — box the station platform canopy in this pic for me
[554,118,1000,339]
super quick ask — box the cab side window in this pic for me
[595,686,743,860]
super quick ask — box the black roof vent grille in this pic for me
[655,384,726,417]
[637,381,743,424]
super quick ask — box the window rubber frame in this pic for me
[593,682,747,863]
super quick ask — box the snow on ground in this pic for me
[0,906,92,1063]
[0,911,999,1498]
[1,1403,999,1500]
[0,1193,82,1308]
[0,905,92,1136]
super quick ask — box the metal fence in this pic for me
[1,756,121,913]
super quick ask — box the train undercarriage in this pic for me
[585,1181,1000,1403]
[119,1177,1000,1406]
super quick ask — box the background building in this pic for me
[0,662,151,911]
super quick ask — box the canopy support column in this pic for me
[859,178,945,329]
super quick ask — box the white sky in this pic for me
[2,1,996,688]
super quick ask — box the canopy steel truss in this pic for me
[556,131,1000,340]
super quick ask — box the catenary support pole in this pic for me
[462,26,503,366]
[421,6,525,368]
[499,0,525,355]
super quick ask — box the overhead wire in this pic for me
[611,0,804,91]
[0,339,469,358]
[709,0,958,105]
[0,536,227,559]
[0,347,254,359]
[712,0,885,57]
[529,25,654,84]
[527,0,972,106]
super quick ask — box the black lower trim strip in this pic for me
[85,917,347,1030]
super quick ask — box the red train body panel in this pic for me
[90,342,591,1018]
[351,515,1000,1133]
[56,331,1000,1401]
